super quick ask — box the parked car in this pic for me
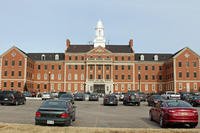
[180,92,191,101]
[119,93,126,101]
[74,92,85,101]
[161,91,180,100]
[149,100,198,128]
[0,90,26,105]
[187,95,200,107]
[89,93,99,101]
[147,94,164,106]
[138,92,147,102]
[35,100,76,126]
[42,93,53,100]
[123,91,140,106]
[103,94,118,106]
[59,93,74,104]
[23,91,32,97]
[51,92,58,98]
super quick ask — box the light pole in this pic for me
[83,83,86,93]
[48,71,51,93]
[138,72,141,92]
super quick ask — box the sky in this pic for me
[0,0,200,55]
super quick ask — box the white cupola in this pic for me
[94,20,106,48]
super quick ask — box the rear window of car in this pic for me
[166,100,192,107]
[41,101,66,108]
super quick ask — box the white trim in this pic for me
[0,57,2,89]
[24,57,27,85]
[173,58,176,92]
[175,80,200,83]
[64,63,67,91]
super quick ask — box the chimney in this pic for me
[129,39,133,48]
[66,39,70,48]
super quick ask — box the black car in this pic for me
[123,91,140,106]
[103,94,118,106]
[187,95,200,107]
[147,94,164,106]
[74,92,85,101]
[0,90,26,105]
[58,92,67,98]
[180,92,191,101]
[138,92,147,102]
[35,100,76,126]
[89,93,99,101]
[59,93,74,104]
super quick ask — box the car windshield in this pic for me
[60,94,72,98]
[41,101,66,108]
[166,100,192,107]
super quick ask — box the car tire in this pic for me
[159,116,166,128]
[137,102,140,106]
[190,123,197,128]
[1,103,4,105]
[35,121,39,125]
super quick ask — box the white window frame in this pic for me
[145,84,148,91]
[44,73,47,80]
[81,73,84,80]
[51,74,54,80]
[37,73,41,80]
[140,55,144,61]
[58,83,61,91]
[55,54,59,60]
[68,84,71,91]
[58,74,62,80]
[74,74,78,80]
[68,73,71,80]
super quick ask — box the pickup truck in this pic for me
[161,91,180,100]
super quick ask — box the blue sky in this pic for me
[0,0,200,55]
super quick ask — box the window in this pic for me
[186,62,189,67]
[18,71,22,77]
[4,71,7,76]
[68,74,71,80]
[194,83,197,90]
[89,74,93,79]
[68,65,71,69]
[98,75,101,79]
[178,62,182,67]
[140,55,144,61]
[115,84,118,91]
[41,54,45,60]
[122,56,124,61]
[106,75,110,79]
[44,65,48,70]
[18,82,21,88]
[194,72,197,78]
[106,65,109,70]
[38,65,41,70]
[11,71,14,76]
[55,54,59,60]
[193,62,197,67]
[69,56,71,60]
[81,65,84,70]
[152,66,155,70]
[58,74,62,80]
[12,60,15,66]
[128,56,131,61]
[98,65,101,70]
[44,84,47,89]
[121,84,124,90]
[52,65,54,70]
[179,72,182,78]
[90,65,93,70]
[37,74,41,80]
[186,72,190,78]
[74,84,78,91]
[152,75,155,80]
[159,75,162,80]
[68,84,71,91]
[81,74,84,80]
[75,65,78,70]
[159,66,162,70]
[75,56,78,60]
[121,75,125,80]
[58,84,61,91]
[115,65,118,70]
[3,82,7,87]
[115,75,118,80]
[145,66,148,70]
[122,65,124,70]
[51,74,54,80]
[128,65,131,70]
[74,74,78,80]
[115,57,118,61]
[37,84,40,89]
[128,75,131,80]
[51,84,54,91]
[145,75,148,80]
[44,73,47,80]
[11,82,14,88]
[138,66,141,70]
[145,84,148,91]
[154,55,158,61]
[178,83,182,90]
[5,60,8,66]
[152,84,155,91]
[18,61,22,66]
[81,56,84,60]
[58,65,61,70]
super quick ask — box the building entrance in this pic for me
[94,84,105,94]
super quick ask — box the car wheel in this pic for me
[137,102,140,106]
[149,112,153,121]
[159,116,166,128]
[1,103,4,105]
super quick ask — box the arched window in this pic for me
[41,54,45,60]
[55,54,59,60]
[140,55,144,61]
[154,55,158,61]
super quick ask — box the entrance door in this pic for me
[186,83,190,92]
[94,84,105,94]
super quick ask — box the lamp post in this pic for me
[138,72,141,92]
[83,83,86,93]
[48,71,51,93]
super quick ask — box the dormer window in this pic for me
[41,54,45,60]
[55,54,59,60]
[140,55,144,61]
[154,55,158,61]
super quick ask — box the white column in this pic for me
[86,63,88,81]
[24,57,27,84]
[173,58,176,93]
[64,63,66,92]
[0,57,2,89]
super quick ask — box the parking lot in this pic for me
[0,99,200,128]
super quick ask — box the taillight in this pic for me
[168,109,175,113]
[60,113,69,118]
[35,112,41,118]
[192,110,198,115]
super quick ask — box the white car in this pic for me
[42,93,53,100]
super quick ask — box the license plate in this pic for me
[180,112,188,116]
[4,98,8,100]
[47,120,54,125]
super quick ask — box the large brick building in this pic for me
[0,20,200,94]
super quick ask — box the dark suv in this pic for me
[123,91,140,106]
[0,90,26,105]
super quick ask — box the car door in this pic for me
[154,102,162,122]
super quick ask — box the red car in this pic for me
[149,100,198,128]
